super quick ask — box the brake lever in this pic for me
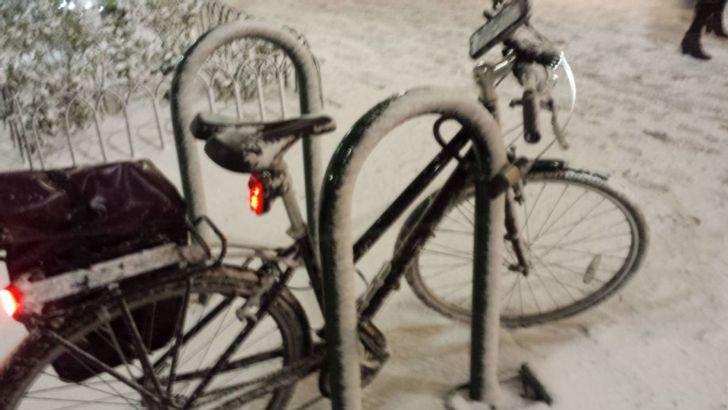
[545,99,570,149]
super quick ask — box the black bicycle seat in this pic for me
[190,113,336,173]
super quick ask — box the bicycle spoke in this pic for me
[418,261,473,270]
[430,278,474,292]
[145,301,158,350]
[533,258,608,285]
[211,355,322,410]
[183,287,282,409]
[531,188,589,244]
[524,275,542,315]
[116,296,168,405]
[45,359,137,408]
[546,230,631,249]
[443,211,473,230]
[21,395,137,408]
[178,296,238,395]
[98,310,142,380]
[420,246,473,260]
[523,182,547,237]
[166,348,285,384]
[518,273,525,316]
[532,183,569,240]
[440,282,475,302]
[453,201,475,227]
[167,278,192,395]
[423,239,473,257]
[533,205,625,243]
[419,262,471,281]
[154,295,235,370]
[534,245,629,260]
[530,255,579,302]
[31,371,138,409]
[534,196,607,260]
[502,273,522,311]
[45,330,162,406]
[530,266,562,311]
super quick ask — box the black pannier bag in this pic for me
[0,160,188,382]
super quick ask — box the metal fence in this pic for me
[0,1,303,171]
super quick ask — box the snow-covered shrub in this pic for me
[0,0,202,139]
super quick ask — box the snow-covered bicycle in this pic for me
[0,0,647,409]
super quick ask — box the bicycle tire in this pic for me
[0,265,311,410]
[400,169,648,327]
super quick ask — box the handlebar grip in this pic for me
[522,88,541,143]
[513,62,543,144]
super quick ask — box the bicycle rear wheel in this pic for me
[0,265,310,410]
[401,169,648,327]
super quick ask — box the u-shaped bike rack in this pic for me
[319,87,509,409]
[170,20,325,240]
[171,18,517,410]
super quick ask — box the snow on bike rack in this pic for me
[318,87,508,409]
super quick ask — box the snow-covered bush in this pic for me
[0,0,202,138]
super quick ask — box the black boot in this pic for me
[707,18,728,38]
[681,32,712,60]
[706,0,728,38]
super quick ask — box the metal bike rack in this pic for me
[319,87,509,409]
[170,20,325,239]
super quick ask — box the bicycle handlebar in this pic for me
[505,26,561,67]
[475,1,570,147]
[507,24,565,145]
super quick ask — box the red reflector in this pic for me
[248,175,265,215]
[0,287,21,317]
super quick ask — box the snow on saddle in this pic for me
[190,112,336,173]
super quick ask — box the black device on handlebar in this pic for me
[469,0,531,58]
[471,0,566,146]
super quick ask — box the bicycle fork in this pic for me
[505,188,532,276]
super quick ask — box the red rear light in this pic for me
[0,286,21,318]
[248,175,265,215]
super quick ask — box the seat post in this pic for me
[275,161,309,240]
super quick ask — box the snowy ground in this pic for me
[2,0,728,408]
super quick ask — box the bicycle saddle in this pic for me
[190,112,336,173]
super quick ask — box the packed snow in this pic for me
[1,0,727,408]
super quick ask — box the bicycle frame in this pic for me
[226,54,520,340]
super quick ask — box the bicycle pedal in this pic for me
[361,349,389,385]
[317,321,390,398]
[359,320,389,358]
[519,363,553,405]
[317,349,390,398]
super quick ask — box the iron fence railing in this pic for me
[0,1,304,171]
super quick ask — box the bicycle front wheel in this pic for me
[0,265,311,410]
[402,169,648,327]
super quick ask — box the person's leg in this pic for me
[707,0,727,37]
[682,1,714,59]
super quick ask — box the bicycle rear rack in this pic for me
[11,216,225,316]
